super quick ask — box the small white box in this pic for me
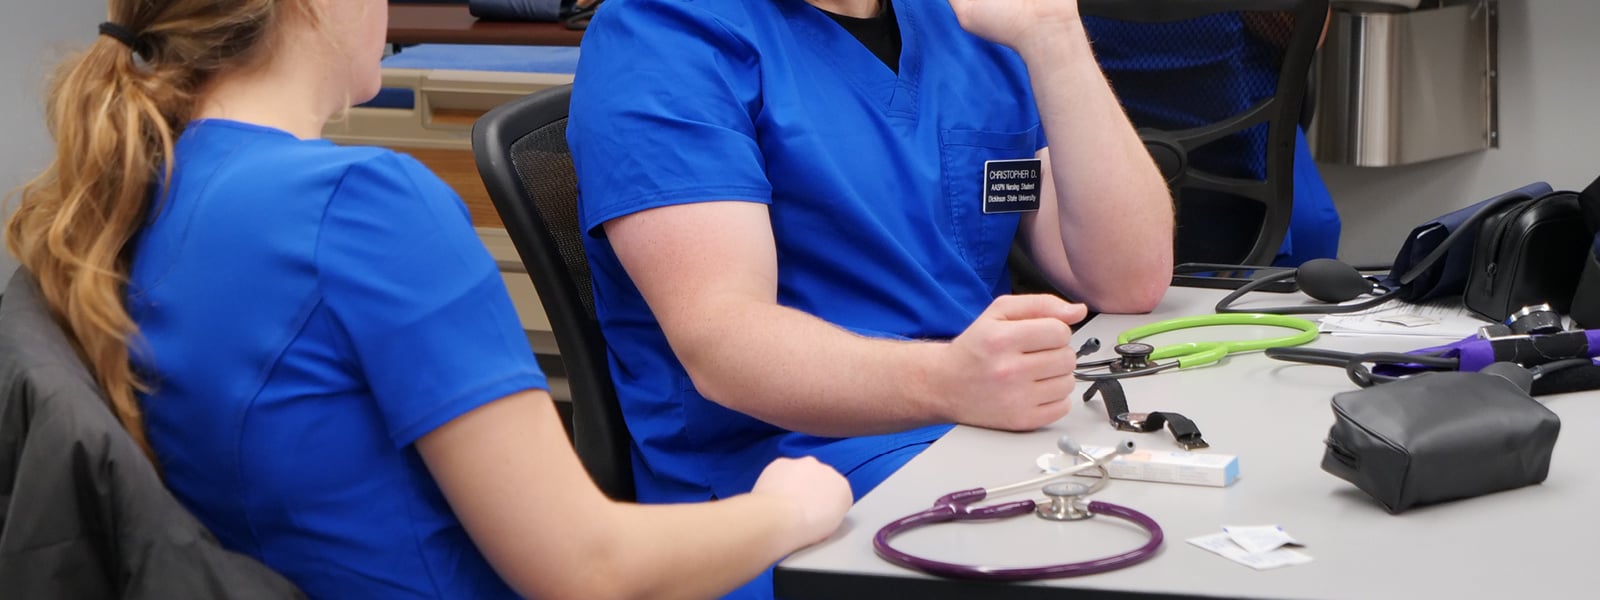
[1077,446,1240,487]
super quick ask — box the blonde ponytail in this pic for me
[4,0,282,464]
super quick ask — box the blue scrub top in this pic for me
[1085,13,1341,266]
[571,0,1045,504]
[128,120,545,599]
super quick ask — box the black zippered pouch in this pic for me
[1323,371,1560,514]
[1463,190,1593,322]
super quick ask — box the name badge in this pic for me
[982,159,1042,214]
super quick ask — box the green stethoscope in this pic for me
[1073,313,1320,381]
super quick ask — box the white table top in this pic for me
[777,286,1600,599]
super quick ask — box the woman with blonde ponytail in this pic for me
[5,1,850,598]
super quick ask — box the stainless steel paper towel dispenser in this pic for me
[1311,0,1498,166]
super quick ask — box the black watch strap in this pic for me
[1082,379,1210,450]
[1083,379,1137,430]
[1140,412,1210,450]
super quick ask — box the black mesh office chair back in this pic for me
[1081,0,1329,266]
[472,85,634,501]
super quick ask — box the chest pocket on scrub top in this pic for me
[939,127,1041,282]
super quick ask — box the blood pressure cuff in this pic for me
[1322,371,1560,513]
[1386,182,1553,303]
[1381,330,1600,396]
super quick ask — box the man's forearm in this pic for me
[1020,26,1173,311]
[670,300,952,437]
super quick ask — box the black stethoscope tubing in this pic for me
[1265,347,1458,387]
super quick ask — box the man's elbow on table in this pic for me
[1082,271,1170,315]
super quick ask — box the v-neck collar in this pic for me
[817,2,901,74]
[783,0,921,118]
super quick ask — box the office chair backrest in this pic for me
[472,85,634,501]
[1081,0,1329,265]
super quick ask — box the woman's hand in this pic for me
[750,456,853,547]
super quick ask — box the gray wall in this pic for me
[0,1,106,281]
[1322,0,1600,264]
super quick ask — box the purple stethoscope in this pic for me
[873,437,1164,581]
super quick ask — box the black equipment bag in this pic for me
[1573,175,1600,329]
[1463,190,1593,322]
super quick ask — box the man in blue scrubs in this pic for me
[570,2,1171,591]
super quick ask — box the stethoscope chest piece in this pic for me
[1111,343,1156,372]
[1038,482,1093,521]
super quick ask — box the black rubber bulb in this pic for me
[1296,258,1373,303]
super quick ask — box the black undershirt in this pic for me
[818,1,902,74]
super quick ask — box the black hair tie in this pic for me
[98,22,148,56]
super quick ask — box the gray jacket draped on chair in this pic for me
[0,272,302,599]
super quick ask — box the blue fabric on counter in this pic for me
[365,44,580,109]
[469,0,562,22]
[365,87,417,110]
[381,44,579,73]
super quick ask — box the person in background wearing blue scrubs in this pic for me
[1085,11,1341,267]
[570,0,1173,595]
[4,0,852,598]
